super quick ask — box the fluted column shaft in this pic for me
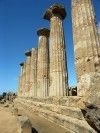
[97,30,100,56]
[29,48,38,97]
[44,4,68,96]
[72,0,100,97]
[37,28,49,97]
[18,63,24,96]
[21,62,26,96]
[50,15,67,96]
[25,51,31,97]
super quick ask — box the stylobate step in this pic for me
[15,99,96,133]
[16,98,84,120]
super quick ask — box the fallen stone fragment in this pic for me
[17,115,32,133]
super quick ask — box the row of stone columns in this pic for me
[18,4,68,97]
[18,1,100,100]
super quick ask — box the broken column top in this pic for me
[37,28,50,37]
[43,3,66,20]
[25,50,31,56]
[32,48,37,50]
[20,62,24,66]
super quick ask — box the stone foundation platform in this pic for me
[14,97,96,133]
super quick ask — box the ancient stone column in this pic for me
[44,4,68,96]
[22,62,26,97]
[97,23,100,55]
[18,62,24,96]
[29,48,38,97]
[99,33,100,44]
[25,51,31,97]
[72,0,100,104]
[37,28,49,97]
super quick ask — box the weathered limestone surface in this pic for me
[97,28,100,57]
[29,48,38,97]
[17,2,100,133]
[25,51,31,97]
[99,33,100,45]
[37,28,49,97]
[44,4,68,96]
[17,115,32,133]
[72,0,100,99]
[18,62,24,96]
[77,72,100,105]
[21,62,26,97]
[82,104,100,132]
[15,98,96,133]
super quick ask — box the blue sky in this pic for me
[0,0,100,94]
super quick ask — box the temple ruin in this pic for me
[16,1,100,133]
[72,0,100,98]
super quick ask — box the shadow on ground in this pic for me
[32,127,38,133]
[81,104,100,133]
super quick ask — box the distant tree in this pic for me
[0,95,3,100]
[2,92,6,98]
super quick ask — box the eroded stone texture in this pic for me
[72,0,100,98]
[44,3,68,96]
[15,98,97,133]
[18,62,24,96]
[21,62,26,97]
[77,72,100,105]
[97,26,100,57]
[24,51,31,97]
[37,28,50,97]
[18,116,32,133]
[29,48,38,97]
[22,61,26,96]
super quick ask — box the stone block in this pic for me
[17,116,32,133]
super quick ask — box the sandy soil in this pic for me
[0,104,67,133]
[0,105,18,133]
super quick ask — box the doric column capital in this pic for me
[25,50,31,56]
[32,48,38,51]
[37,28,50,37]
[43,3,66,20]
[20,62,24,66]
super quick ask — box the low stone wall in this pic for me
[14,97,97,133]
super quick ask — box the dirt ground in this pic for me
[0,105,18,133]
[0,104,67,133]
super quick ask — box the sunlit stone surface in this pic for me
[72,0,100,99]
[24,51,31,97]
[44,4,68,96]
[37,28,50,97]
[29,48,38,97]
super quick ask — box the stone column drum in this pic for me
[44,4,68,96]
[18,62,24,96]
[21,62,26,97]
[97,23,100,56]
[72,0,100,104]
[25,51,31,97]
[37,28,49,97]
[29,48,38,97]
